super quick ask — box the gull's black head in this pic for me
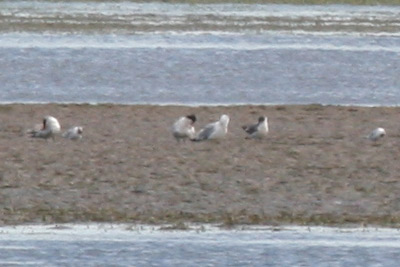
[187,114,197,123]
[258,116,265,122]
[42,118,47,129]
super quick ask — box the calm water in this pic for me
[1,2,400,105]
[1,224,400,266]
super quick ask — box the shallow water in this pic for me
[1,2,400,105]
[1,224,400,266]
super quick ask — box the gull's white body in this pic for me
[194,114,230,141]
[63,126,83,140]
[29,116,61,140]
[242,116,269,139]
[367,127,386,141]
[172,115,196,141]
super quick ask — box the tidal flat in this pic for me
[0,104,399,227]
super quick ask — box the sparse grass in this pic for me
[0,105,13,113]
[159,221,190,230]
[3,206,400,227]
[286,148,300,158]
[275,106,287,111]
[303,104,324,112]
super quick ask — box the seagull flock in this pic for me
[172,114,268,142]
[27,113,386,143]
[172,113,386,143]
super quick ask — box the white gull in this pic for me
[242,116,269,139]
[193,114,230,141]
[172,114,196,142]
[28,115,61,141]
[367,127,386,141]
[62,126,83,140]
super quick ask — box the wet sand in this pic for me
[0,104,399,227]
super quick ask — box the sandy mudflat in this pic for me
[0,104,399,227]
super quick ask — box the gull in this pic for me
[367,127,386,141]
[28,115,61,141]
[242,116,269,139]
[192,114,230,141]
[63,126,83,140]
[172,114,196,142]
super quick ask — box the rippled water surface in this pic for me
[1,2,400,105]
[1,224,400,266]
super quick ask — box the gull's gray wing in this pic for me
[195,123,216,141]
[31,129,52,139]
[242,123,259,135]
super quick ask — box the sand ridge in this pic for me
[0,104,399,226]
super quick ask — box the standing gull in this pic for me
[172,114,196,142]
[193,114,230,141]
[63,126,83,140]
[242,116,269,139]
[367,127,386,141]
[28,115,61,141]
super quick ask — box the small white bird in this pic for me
[242,116,269,139]
[172,114,196,142]
[193,114,230,141]
[62,126,83,140]
[367,127,386,141]
[28,116,61,141]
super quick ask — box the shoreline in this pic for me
[24,1,400,6]
[1,103,399,227]
[2,222,400,234]
[0,102,399,108]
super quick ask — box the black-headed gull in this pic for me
[367,127,386,141]
[28,115,61,141]
[62,126,83,140]
[172,114,196,142]
[193,114,230,141]
[242,116,269,139]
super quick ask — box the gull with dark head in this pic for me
[242,116,269,139]
[192,114,230,141]
[172,114,196,142]
[63,126,83,140]
[28,115,61,141]
[367,127,386,141]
